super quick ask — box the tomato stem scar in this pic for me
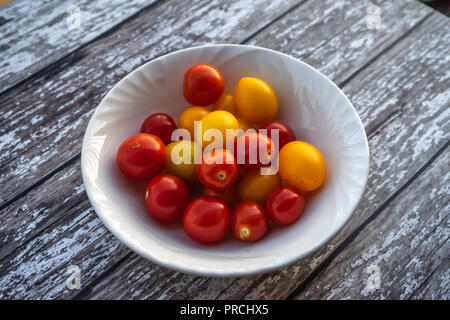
[240,227,250,240]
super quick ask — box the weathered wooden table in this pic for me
[0,0,448,300]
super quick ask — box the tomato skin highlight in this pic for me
[183,64,225,106]
[116,133,166,180]
[145,174,191,222]
[183,197,230,243]
[235,132,274,170]
[140,113,177,145]
[197,149,238,191]
[260,121,296,149]
[266,186,305,225]
[231,202,269,241]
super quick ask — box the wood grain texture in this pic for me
[293,147,449,300]
[0,0,427,263]
[0,200,130,299]
[0,0,158,92]
[81,9,450,299]
[0,156,84,259]
[248,0,433,134]
[1,2,448,299]
[0,0,303,206]
[411,255,450,300]
[0,0,305,299]
[0,0,430,212]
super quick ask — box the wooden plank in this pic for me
[0,200,130,299]
[0,0,426,264]
[410,255,450,300]
[79,88,450,300]
[292,147,449,299]
[1,6,448,299]
[0,0,305,254]
[0,157,83,259]
[82,10,450,299]
[0,0,305,299]
[0,0,430,211]
[0,0,158,93]
[247,0,434,134]
[0,0,305,206]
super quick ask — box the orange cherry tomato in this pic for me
[279,141,326,191]
[238,169,281,204]
[197,110,239,149]
[237,117,254,132]
[212,94,237,115]
[183,64,224,106]
[235,77,278,124]
[177,106,209,140]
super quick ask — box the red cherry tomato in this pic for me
[260,121,296,149]
[197,149,238,191]
[235,132,274,170]
[116,133,166,180]
[183,64,224,106]
[183,197,230,243]
[266,186,306,225]
[145,174,191,222]
[231,201,269,241]
[140,113,177,145]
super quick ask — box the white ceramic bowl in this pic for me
[81,44,369,277]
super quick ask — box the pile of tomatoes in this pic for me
[116,64,326,243]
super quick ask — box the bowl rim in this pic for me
[81,43,370,277]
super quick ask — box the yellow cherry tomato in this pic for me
[197,110,239,149]
[203,186,236,206]
[235,77,278,124]
[237,117,254,132]
[279,141,326,191]
[212,94,237,115]
[177,106,209,139]
[239,170,281,204]
[164,140,201,183]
